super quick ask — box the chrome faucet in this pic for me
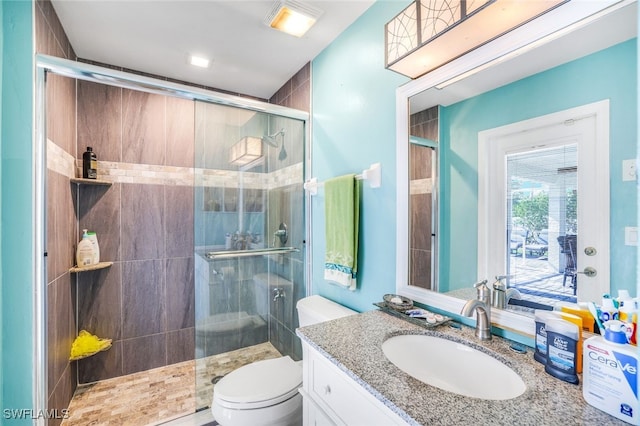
[461,300,492,340]
[273,287,285,302]
[491,275,522,309]
[461,280,492,340]
[473,279,491,307]
[491,276,508,309]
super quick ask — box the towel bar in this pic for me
[304,163,381,195]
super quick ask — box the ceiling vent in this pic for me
[264,0,324,37]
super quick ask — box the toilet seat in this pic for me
[213,356,302,410]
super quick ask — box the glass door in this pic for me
[479,102,610,308]
[506,145,577,305]
[193,101,306,410]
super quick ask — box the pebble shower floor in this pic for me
[61,342,281,425]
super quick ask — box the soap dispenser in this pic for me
[76,229,95,267]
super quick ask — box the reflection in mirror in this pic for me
[408,107,439,291]
[401,0,637,330]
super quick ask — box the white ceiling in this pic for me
[49,1,637,106]
[51,0,376,100]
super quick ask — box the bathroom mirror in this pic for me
[396,0,638,334]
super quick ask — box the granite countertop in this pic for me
[296,310,627,426]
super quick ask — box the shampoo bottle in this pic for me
[83,147,97,179]
[76,229,95,267]
[87,231,100,264]
[583,321,638,424]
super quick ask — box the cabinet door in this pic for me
[301,389,337,426]
[302,343,406,426]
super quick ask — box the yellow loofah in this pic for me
[69,330,112,361]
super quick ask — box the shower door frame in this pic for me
[33,54,310,423]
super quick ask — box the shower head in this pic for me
[261,129,285,147]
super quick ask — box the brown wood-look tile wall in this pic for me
[77,82,122,162]
[37,0,78,423]
[409,106,438,290]
[41,0,311,392]
[75,85,196,384]
[269,62,310,113]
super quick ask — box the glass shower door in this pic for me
[193,101,306,410]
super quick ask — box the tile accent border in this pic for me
[410,178,433,195]
[47,139,76,179]
[46,139,302,190]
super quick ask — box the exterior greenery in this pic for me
[512,190,577,242]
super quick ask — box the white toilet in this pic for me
[211,295,356,426]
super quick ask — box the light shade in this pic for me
[264,0,323,37]
[229,136,263,166]
[385,0,567,79]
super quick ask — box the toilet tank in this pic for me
[296,295,356,327]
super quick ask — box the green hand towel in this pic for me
[324,174,360,290]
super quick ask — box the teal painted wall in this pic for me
[0,0,4,412]
[312,2,637,311]
[439,39,638,296]
[1,1,34,422]
[311,1,408,312]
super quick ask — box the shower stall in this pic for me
[36,55,309,423]
[192,101,307,410]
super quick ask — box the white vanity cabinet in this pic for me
[300,342,407,426]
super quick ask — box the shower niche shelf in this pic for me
[70,262,113,274]
[69,177,113,274]
[70,177,112,186]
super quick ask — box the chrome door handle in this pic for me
[578,267,597,277]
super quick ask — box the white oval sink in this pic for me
[382,334,526,400]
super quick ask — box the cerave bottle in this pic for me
[583,325,638,424]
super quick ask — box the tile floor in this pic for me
[62,342,282,426]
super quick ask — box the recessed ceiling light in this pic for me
[264,0,323,38]
[189,55,210,68]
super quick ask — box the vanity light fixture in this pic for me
[189,55,210,68]
[385,0,568,79]
[229,136,263,166]
[264,0,323,38]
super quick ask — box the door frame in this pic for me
[478,100,610,303]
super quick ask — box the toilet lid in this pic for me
[214,356,302,409]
